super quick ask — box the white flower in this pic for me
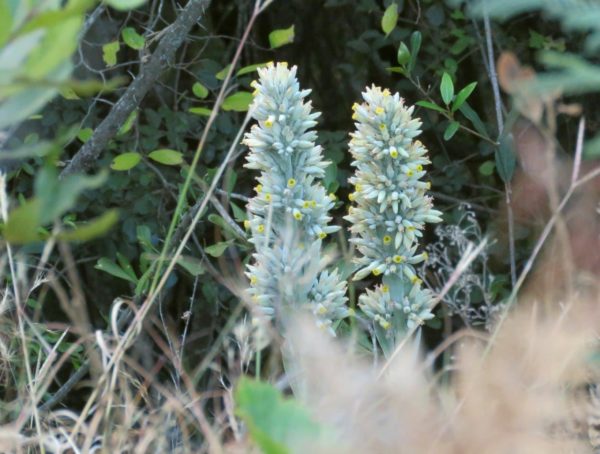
[346,85,442,332]
[243,63,349,333]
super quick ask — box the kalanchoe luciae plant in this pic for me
[242,62,349,336]
[345,85,443,354]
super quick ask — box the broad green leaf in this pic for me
[478,160,495,176]
[177,255,205,276]
[77,127,93,143]
[3,198,43,244]
[458,102,489,137]
[208,213,245,240]
[235,378,324,454]
[189,107,212,116]
[149,149,183,165]
[440,72,454,105]
[381,3,398,37]
[222,92,253,112]
[117,110,137,136]
[408,30,421,72]
[111,152,141,171]
[216,64,232,80]
[443,121,460,141]
[36,169,107,225]
[236,62,269,76]
[116,252,137,282]
[18,0,92,35]
[105,0,147,11]
[415,100,446,114]
[25,16,82,79]
[121,27,144,50]
[95,257,138,283]
[268,25,295,49]
[56,209,119,242]
[192,82,209,99]
[230,201,247,223]
[102,41,119,67]
[205,240,235,258]
[396,42,410,66]
[496,134,516,183]
[451,82,477,112]
[0,0,13,47]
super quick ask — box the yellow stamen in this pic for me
[257,224,265,233]
[243,220,250,230]
[383,235,392,245]
[287,178,296,188]
[264,193,272,202]
[318,232,327,239]
[255,184,263,193]
[372,268,381,276]
[382,285,389,293]
[393,255,404,264]
[294,212,303,220]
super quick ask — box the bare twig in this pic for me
[61,0,212,177]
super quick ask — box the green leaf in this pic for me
[408,30,422,72]
[208,213,245,240]
[95,257,138,283]
[3,198,43,244]
[415,100,446,114]
[236,62,269,76]
[268,25,295,49]
[117,110,137,136]
[111,152,141,171]
[451,82,477,112]
[396,42,410,66]
[478,160,495,176]
[177,255,205,276]
[458,102,489,137]
[0,0,13,47]
[148,149,183,166]
[121,27,144,50]
[381,3,398,37]
[77,127,93,143]
[192,82,209,99]
[102,41,119,67]
[105,0,147,10]
[116,252,138,282]
[222,92,253,112]
[440,72,454,105]
[236,377,324,454]
[496,134,516,183]
[205,240,234,258]
[443,121,460,141]
[216,64,232,81]
[56,210,119,242]
[189,107,212,116]
[230,201,247,223]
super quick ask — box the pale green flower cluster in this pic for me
[345,85,442,332]
[242,62,349,335]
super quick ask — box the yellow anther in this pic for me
[348,192,356,201]
[250,80,258,88]
[310,200,317,208]
[257,224,265,233]
[352,112,358,120]
[243,220,251,230]
[383,235,392,245]
[381,320,391,330]
[406,170,414,177]
[318,232,327,239]
[407,226,415,231]
[303,201,310,209]
[252,89,259,96]
[287,178,296,188]
[264,193,272,202]
[255,184,263,193]
[382,285,389,293]
[317,305,327,315]
[410,275,419,284]
[328,193,336,201]
[250,276,257,285]
[294,211,303,220]
[352,102,359,111]
[379,123,386,130]
[390,149,399,159]
[393,255,404,264]
[372,268,381,276]
[416,164,423,171]
[382,88,391,97]
[355,183,363,191]
[375,106,385,115]
[264,118,273,127]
